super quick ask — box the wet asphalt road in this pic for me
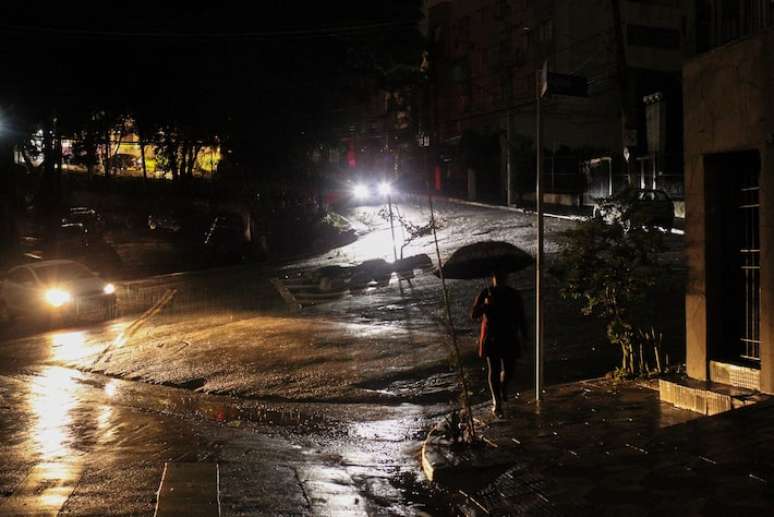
[0,308,453,515]
[0,198,683,515]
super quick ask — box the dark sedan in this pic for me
[593,188,675,231]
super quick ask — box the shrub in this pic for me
[555,195,669,377]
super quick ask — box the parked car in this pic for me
[148,207,210,239]
[593,188,675,231]
[203,212,248,263]
[148,210,183,233]
[61,206,105,236]
[0,259,117,323]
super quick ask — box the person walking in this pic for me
[471,271,528,417]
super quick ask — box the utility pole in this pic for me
[387,193,398,262]
[535,65,545,402]
[506,108,512,206]
[611,0,629,157]
[533,59,588,403]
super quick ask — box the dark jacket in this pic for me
[471,285,527,358]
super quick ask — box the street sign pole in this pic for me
[506,108,512,206]
[535,65,545,403]
[532,63,586,403]
[387,194,398,263]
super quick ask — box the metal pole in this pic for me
[608,158,613,196]
[506,108,512,206]
[535,70,545,402]
[387,194,398,262]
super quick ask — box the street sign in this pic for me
[545,72,588,97]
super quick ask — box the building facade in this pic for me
[682,1,773,393]
[427,0,695,205]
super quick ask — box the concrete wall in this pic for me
[683,30,774,391]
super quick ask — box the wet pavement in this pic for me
[424,379,774,516]
[0,198,686,514]
[0,356,451,515]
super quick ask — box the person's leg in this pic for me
[500,355,515,402]
[486,356,503,414]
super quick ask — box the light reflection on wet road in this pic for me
[0,323,450,515]
[29,366,81,459]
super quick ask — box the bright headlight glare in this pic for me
[103,283,115,295]
[44,288,72,307]
[353,184,369,199]
[378,182,392,196]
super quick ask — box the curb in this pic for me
[420,421,517,486]
[421,440,440,483]
[421,438,481,485]
[401,192,587,222]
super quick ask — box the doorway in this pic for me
[706,151,761,365]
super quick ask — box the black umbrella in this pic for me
[434,240,534,280]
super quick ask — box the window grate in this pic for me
[738,167,761,361]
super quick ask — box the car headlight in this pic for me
[103,283,116,295]
[44,288,72,308]
[378,181,392,196]
[353,184,369,200]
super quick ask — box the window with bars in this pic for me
[738,167,760,361]
[706,151,762,365]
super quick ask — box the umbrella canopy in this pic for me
[434,240,534,280]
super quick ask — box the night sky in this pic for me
[0,2,424,171]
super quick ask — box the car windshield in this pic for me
[33,263,94,284]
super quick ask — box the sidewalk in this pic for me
[423,378,774,515]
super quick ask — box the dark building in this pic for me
[426,0,695,207]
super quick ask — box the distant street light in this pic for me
[353,183,369,200]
